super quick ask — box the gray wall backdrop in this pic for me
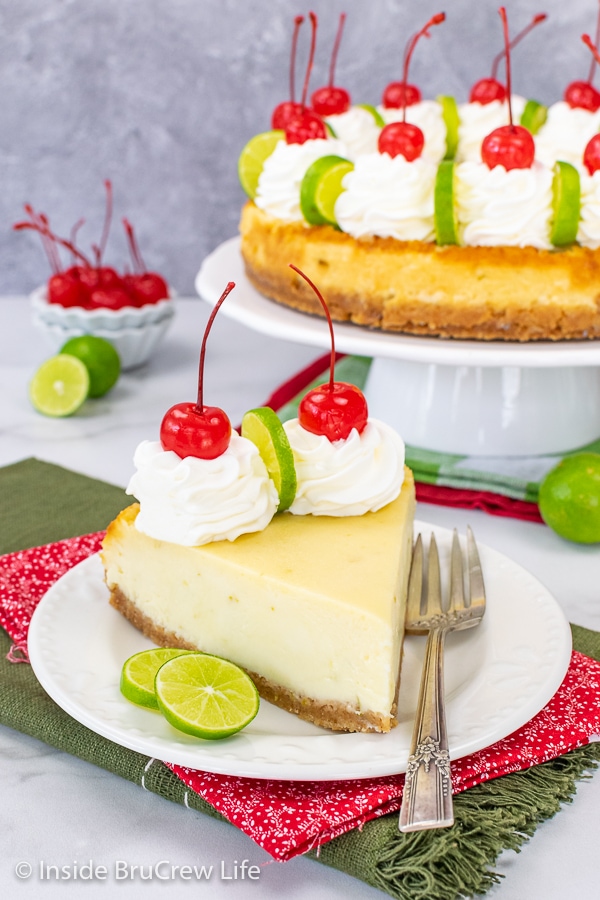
[0,0,594,295]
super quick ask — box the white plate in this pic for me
[195,237,600,368]
[28,523,571,781]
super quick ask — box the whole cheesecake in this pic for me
[102,467,416,733]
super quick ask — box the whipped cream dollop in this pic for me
[455,160,553,249]
[283,417,405,516]
[535,101,600,169]
[456,95,527,163]
[325,106,381,159]
[335,152,436,241]
[255,137,348,221]
[578,170,600,248]
[127,436,278,546]
[378,100,448,163]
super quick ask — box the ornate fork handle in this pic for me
[399,624,453,832]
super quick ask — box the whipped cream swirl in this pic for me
[325,106,381,159]
[378,100,447,163]
[255,137,348,221]
[335,152,436,241]
[578,170,600,248]
[535,101,600,169]
[127,436,278,546]
[455,160,553,249]
[456,95,527,163]
[283,418,405,516]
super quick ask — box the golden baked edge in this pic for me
[240,202,600,342]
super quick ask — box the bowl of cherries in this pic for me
[16,182,175,370]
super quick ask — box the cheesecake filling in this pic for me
[284,417,406,516]
[126,436,278,546]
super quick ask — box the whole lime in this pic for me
[59,336,121,398]
[538,452,600,544]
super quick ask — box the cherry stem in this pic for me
[14,207,92,270]
[289,15,304,103]
[582,32,600,78]
[196,281,236,412]
[289,264,336,391]
[97,179,113,267]
[69,218,86,265]
[490,13,547,80]
[400,12,445,122]
[300,11,318,110]
[328,12,346,87]
[498,7,514,127]
[123,218,146,273]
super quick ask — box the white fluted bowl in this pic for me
[32,315,175,370]
[30,285,174,331]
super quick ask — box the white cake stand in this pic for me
[196,237,600,457]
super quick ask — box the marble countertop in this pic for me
[1,295,599,899]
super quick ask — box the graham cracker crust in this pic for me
[108,585,396,734]
[240,202,600,342]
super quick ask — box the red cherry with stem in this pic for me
[378,122,424,160]
[311,13,351,116]
[470,13,547,105]
[122,218,169,304]
[481,8,535,171]
[284,12,327,145]
[583,133,600,174]
[160,282,235,460]
[289,264,368,442]
[382,12,445,110]
[565,4,600,110]
[272,16,305,129]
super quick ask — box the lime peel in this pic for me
[60,335,121,398]
[238,131,284,200]
[120,648,194,709]
[241,406,297,511]
[300,155,354,226]
[538,452,600,544]
[550,161,581,247]
[434,160,458,245]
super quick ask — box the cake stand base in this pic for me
[365,357,600,457]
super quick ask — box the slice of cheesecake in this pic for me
[102,468,415,733]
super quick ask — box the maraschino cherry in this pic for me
[272,15,305,130]
[311,13,351,117]
[565,1,600,111]
[470,13,547,105]
[284,12,327,145]
[160,283,235,460]
[581,34,600,173]
[481,8,535,171]
[122,218,169,305]
[378,12,445,161]
[289,264,368,442]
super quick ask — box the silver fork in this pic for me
[398,526,486,833]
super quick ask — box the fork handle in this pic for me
[399,627,454,832]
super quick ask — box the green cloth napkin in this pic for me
[1,457,600,900]
[277,356,600,503]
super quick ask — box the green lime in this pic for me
[29,354,90,417]
[241,406,297,511]
[155,653,260,740]
[60,335,121,398]
[538,452,600,544]
[238,130,284,199]
[120,648,195,710]
[550,161,581,247]
[437,95,460,160]
[324,120,338,138]
[300,154,354,226]
[520,99,548,135]
[356,103,385,128]
[434,160,458,245]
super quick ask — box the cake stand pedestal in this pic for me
[196,238,600,457]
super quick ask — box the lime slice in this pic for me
[121,648,194,710]
[356,103,385,128]
[238,130,284,199]
[300,154,354,226]
[324,120,338,138]
[437,95,459,160]
[60,335,121,398]
[551,160,581,247]
[520,99,548,135]
[29,354,90,417]
[434,160,458,245]
[241,406,297,511]
[155,653,260,740]
[538,452,600,544]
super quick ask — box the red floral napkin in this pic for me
[2,535,600,862]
